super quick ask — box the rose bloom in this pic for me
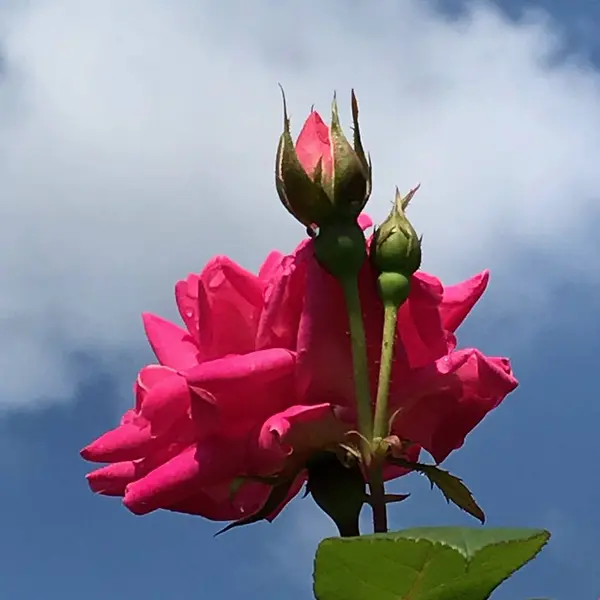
[81,111,517,524]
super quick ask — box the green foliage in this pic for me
[313,527,550,600]
[216,476,297,536]
[390,458,485,522]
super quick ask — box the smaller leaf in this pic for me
[383,493,410,504]
[228,477,246,501]
[228,474,284,501]
[365,493,410,506]
[391,458,485,523]
[216,477,296,536]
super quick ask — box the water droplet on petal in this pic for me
[208,271,226,289]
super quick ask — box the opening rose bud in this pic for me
[275,89,372,229]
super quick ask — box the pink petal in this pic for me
[120,408,140,426]
[296,253,455,412]
[256,242,311,350]
[123,441,242,515]
[80,418,152,463]
[87,462,137,496]
[391,349,518,463]
[187,349,297,433]
[427,355,517,462]
[187,348,295,388]
[296,251,384,409]
[168,480,269,521]
[135,364,178,411]
[440,271,490,333]
[357,213,373,231]
[142,313,200,370]
[86,434,200,496]
[255,404,349,475]
[137,368,193,435]
[175,273,201,340]
[295,111,332,178]
[196,257,265,358]
[397,272,449,369]
[258,251,284,281]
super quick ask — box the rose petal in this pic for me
[255,404,348,475]
[85,430,201,495]
[174,273,201,339]
[187,349,297,433]
[391,349,518,463]
[187,348,295,388]
[295,111,332,178]
[196,257,265,358]
[296,252,384,409]
[256,242,310,350]
[142,313,200,370]
[123,441,243,515]
[87,462,138,496]
[357,213,373,231]
[135,364,178,411]
[258,251,284,281]
[167,480,269,521]
[137,369,193,435]
[397,272,448,369]
[81,418,152,463]
[439,271,490,333]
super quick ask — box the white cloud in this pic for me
[0,0,599,408]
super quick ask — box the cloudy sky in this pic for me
[1,0,599,598]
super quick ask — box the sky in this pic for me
[0,0,599,598]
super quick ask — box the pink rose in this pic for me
[81,216,517,523]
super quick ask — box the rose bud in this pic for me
[370,186,422,307]
[275,90,371,231]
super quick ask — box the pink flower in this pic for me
[81,217,517,523]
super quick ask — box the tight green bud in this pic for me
[370,186,422,306]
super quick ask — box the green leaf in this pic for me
[313,526,550,600]
[391,458,485,523]
[215,476,297,536]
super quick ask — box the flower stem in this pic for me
[340,276,390,534]
[369,293,401,534]
[368,463,388,533]
[340,275,373,459]
[373,302,399,440]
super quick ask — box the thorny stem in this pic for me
[368,462,388,533]
[340,275,374,461]
[373,302,399,440]
[341,275,391,534]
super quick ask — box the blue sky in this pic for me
[1,0,599,598]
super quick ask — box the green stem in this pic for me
[373,302,399,439]
[340,275,373,458]
[368,464,388,533]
